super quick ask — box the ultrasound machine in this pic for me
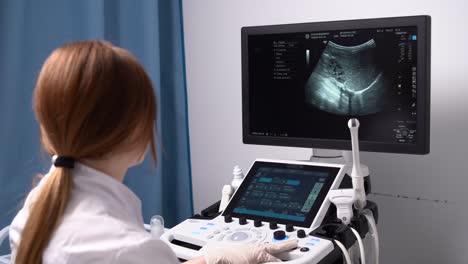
[160,15,431,263]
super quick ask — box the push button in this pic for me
[300,247,309,252]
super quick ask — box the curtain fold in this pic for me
[0,0,193,253]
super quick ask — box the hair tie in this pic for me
[54,156,75,169]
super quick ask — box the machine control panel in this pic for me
[161,159,346,263]
[163,217,334,263]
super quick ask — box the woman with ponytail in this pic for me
[9,41,296,264]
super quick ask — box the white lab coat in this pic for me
[9,162,179,264]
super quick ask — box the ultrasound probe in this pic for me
[348,118,367,211]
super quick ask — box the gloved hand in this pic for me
[204,240,298,264]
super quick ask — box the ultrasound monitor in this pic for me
[242,16,431,154]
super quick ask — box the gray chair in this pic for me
[0,225,10,264]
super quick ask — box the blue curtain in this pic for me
[0,0,193,253]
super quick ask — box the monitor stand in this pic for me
[307,148,352,165]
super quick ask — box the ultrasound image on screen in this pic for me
[248,27,418,144]
[305,39,385,116]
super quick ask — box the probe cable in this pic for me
[350,227,366,264]
[334,239,352,264]
[363,210,379,264]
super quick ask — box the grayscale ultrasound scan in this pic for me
[247,26,418,143]
[304,39,385,116]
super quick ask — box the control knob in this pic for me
[224,215,233,223]
[254,219,262,227]
[239,217,247,225]
[297,230,306,238]
[273,230,286,240]
[286,224,294,232]
[269,221,278,230]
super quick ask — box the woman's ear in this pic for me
[135,149,146,165]
[131,143,149,166]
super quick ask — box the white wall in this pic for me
[182,0,468,263]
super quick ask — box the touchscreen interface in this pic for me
[223,161,340,227]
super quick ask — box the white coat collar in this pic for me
[44,161,144,228]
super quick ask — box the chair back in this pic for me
[0,225,10,264]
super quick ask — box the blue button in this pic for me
[192,231,201,235]
[310,238,320,242]
[305,242,315,247]
[207,223,215,226]
[272,236,289,242]
[200,227,208,230]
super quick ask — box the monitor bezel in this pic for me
[241,15,431,154]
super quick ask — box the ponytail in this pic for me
[16,167,73,264]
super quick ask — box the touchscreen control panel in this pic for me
[224,161,341,227]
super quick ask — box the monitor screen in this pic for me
[242,16,431,154]
[223,160,341,227]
